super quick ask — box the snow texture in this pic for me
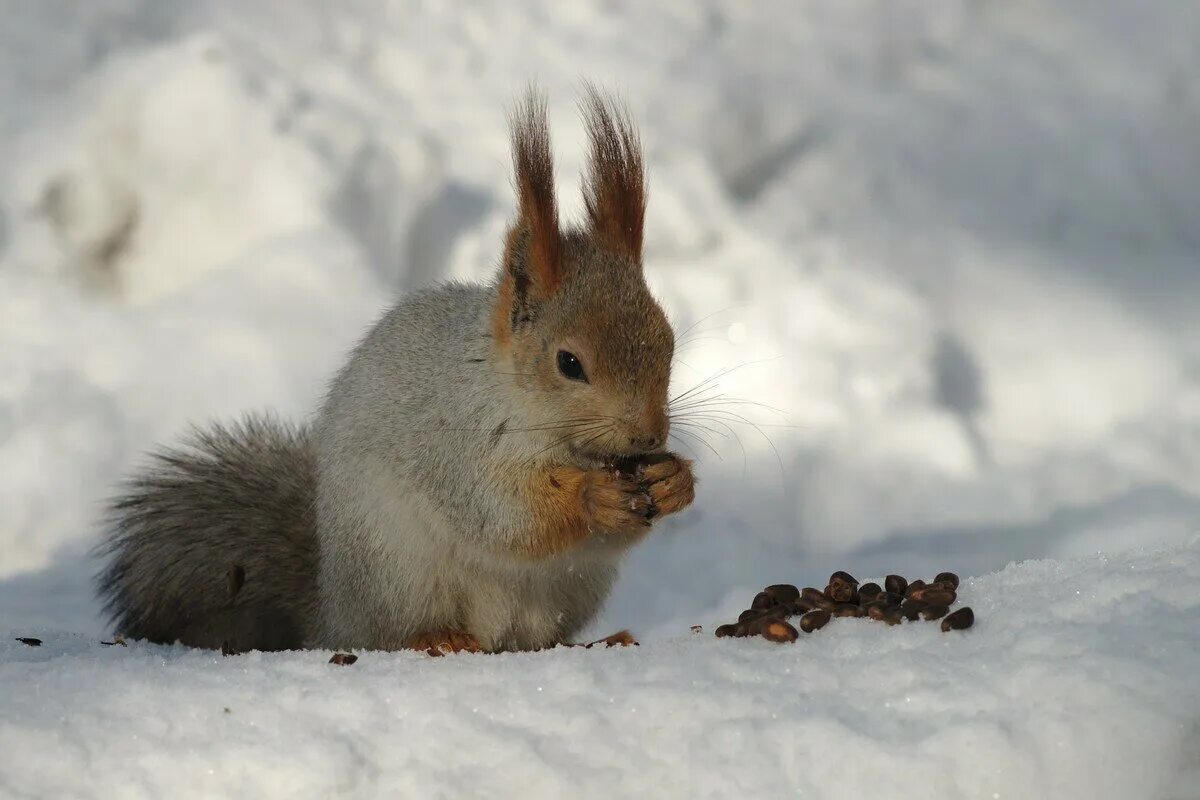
[3,546,1199,798]
[1,1,1199,797]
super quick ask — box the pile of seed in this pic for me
[715,571,974,643]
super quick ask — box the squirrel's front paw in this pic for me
[581,468,654,532]
[631,453,695,519]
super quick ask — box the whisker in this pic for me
[672,305,746,347]
[668,371,724,407]
[684,412,785,478]
[672,421,734,467]
[674,335,729,353]
[674,416,747,474]
[534,426,611,468]
[668,357,784,406]
[670,426,721,460]
[499,418,612,434]
[521,422,612,466]
[672,409,802,430]
[669,393,789,417]
[667,434,700,461]
[670,419,729,441]
[410,417,610,435]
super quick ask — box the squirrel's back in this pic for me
[96,416,318,652]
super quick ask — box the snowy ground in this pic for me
[4,545,1199,798]
[1,1,1199,797]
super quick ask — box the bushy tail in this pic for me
[96,415,318,652]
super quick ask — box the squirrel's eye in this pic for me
[556,350,588,383]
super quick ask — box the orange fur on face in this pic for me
[489,88,675,463]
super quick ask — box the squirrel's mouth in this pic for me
[567,430,669,465]
[570,445,626,465]
[571,443,667,467]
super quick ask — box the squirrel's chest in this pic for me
[358,469,618,650]
[438,548,618,651]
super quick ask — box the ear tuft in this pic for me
[508,87,563,299]
[580,83,645,260]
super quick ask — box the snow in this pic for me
[4,545,1199,798]
[1,1,1199,797]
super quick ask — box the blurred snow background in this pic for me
[1,0,1198,641]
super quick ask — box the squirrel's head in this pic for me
[491,86,673,460]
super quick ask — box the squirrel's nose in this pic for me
[629,434,662,451]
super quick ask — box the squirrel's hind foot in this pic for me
[584,629,639,648]
[407,630,484,657]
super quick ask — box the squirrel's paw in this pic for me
[407,630,484,657]
[636,453,695,519]
[584,629,639,648]
[582,469,655,532]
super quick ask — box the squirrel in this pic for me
[95,86,696,655]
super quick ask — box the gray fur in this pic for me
[97,283,640,652]
[96,416,318,651]
[95,88,686,653]
[312,281,629,652]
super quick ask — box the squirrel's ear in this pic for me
[503,88,564,310]
[580,84,644,262]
